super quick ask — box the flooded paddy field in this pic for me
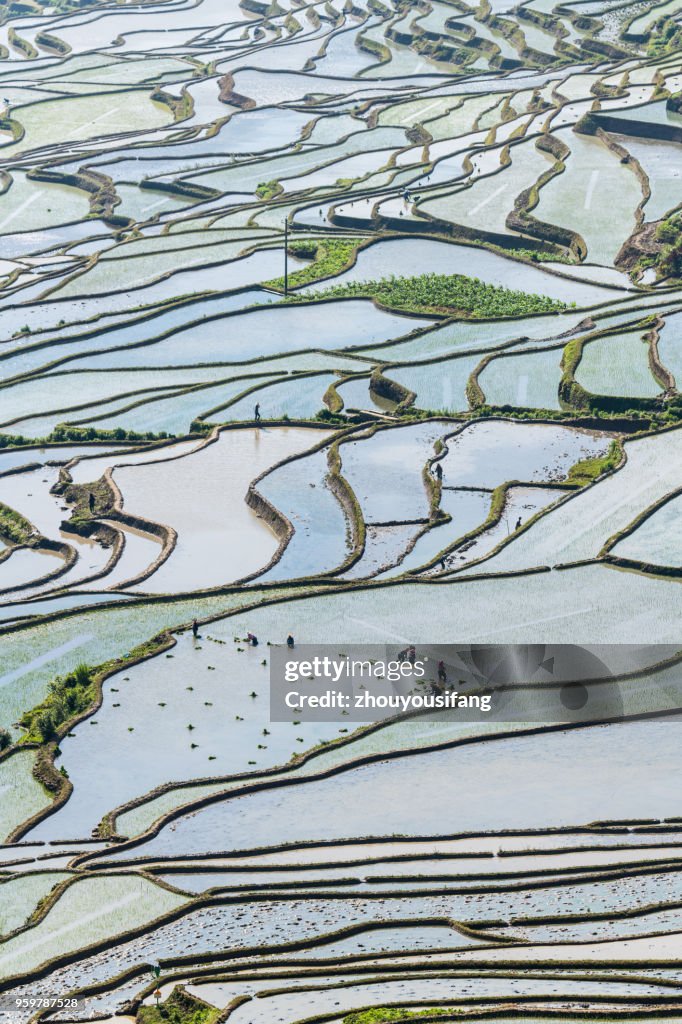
[0,0,682,1019]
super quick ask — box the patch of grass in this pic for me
[510,247,574,264]
[20,664,95,744]
[67,478,114,521]
[0,424,174,454]
[567,438,622,487]
[266,237,368,290]
[648,15,682,55]
[138,988,219,1024]
[50,424,171,443]
[344,1010,447,1024]
[0,502,34,546]
[315,408,347,425]
[649,211,682,279]
[255,179,282,200]
[19,633,173,747]
[292,272,572,318]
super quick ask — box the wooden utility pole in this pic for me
[284,219,289,297]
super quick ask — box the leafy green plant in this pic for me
[650,212,682,279]
[19,632,173,752]
[138,988,219,1024]
[567,439,623,486]
[510,247,574,264]
[648,15,682,55]
[0,425,172,454]
[0,502,35,546]
[255,179,282,200]
[344,1009,448,1024]
[315,408,346,424]
[293,272,572,318]
[49,425,170,443]
[21,664,95,744]
[266,237,368,290]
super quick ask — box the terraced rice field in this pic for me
[0,0,681,1021]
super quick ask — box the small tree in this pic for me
[72,664,91,688]
[64,691,79,715]
[36,711,56,743]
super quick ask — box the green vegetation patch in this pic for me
[0,502,34,546]
[648,15,682,56]
[255,179,283,200]
[266,237,368,290]
[650,211,682,279]
[138,987,220,1024]
[344,1010,448,1024]
[19,630,172,746]
[567,438,623,487]
[0,426,174,459]
[20,663,95,744]
[60,477,115,528]
[294,273,572,318]
[508,247,574,265]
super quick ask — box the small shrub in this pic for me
[36,711,56,743]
